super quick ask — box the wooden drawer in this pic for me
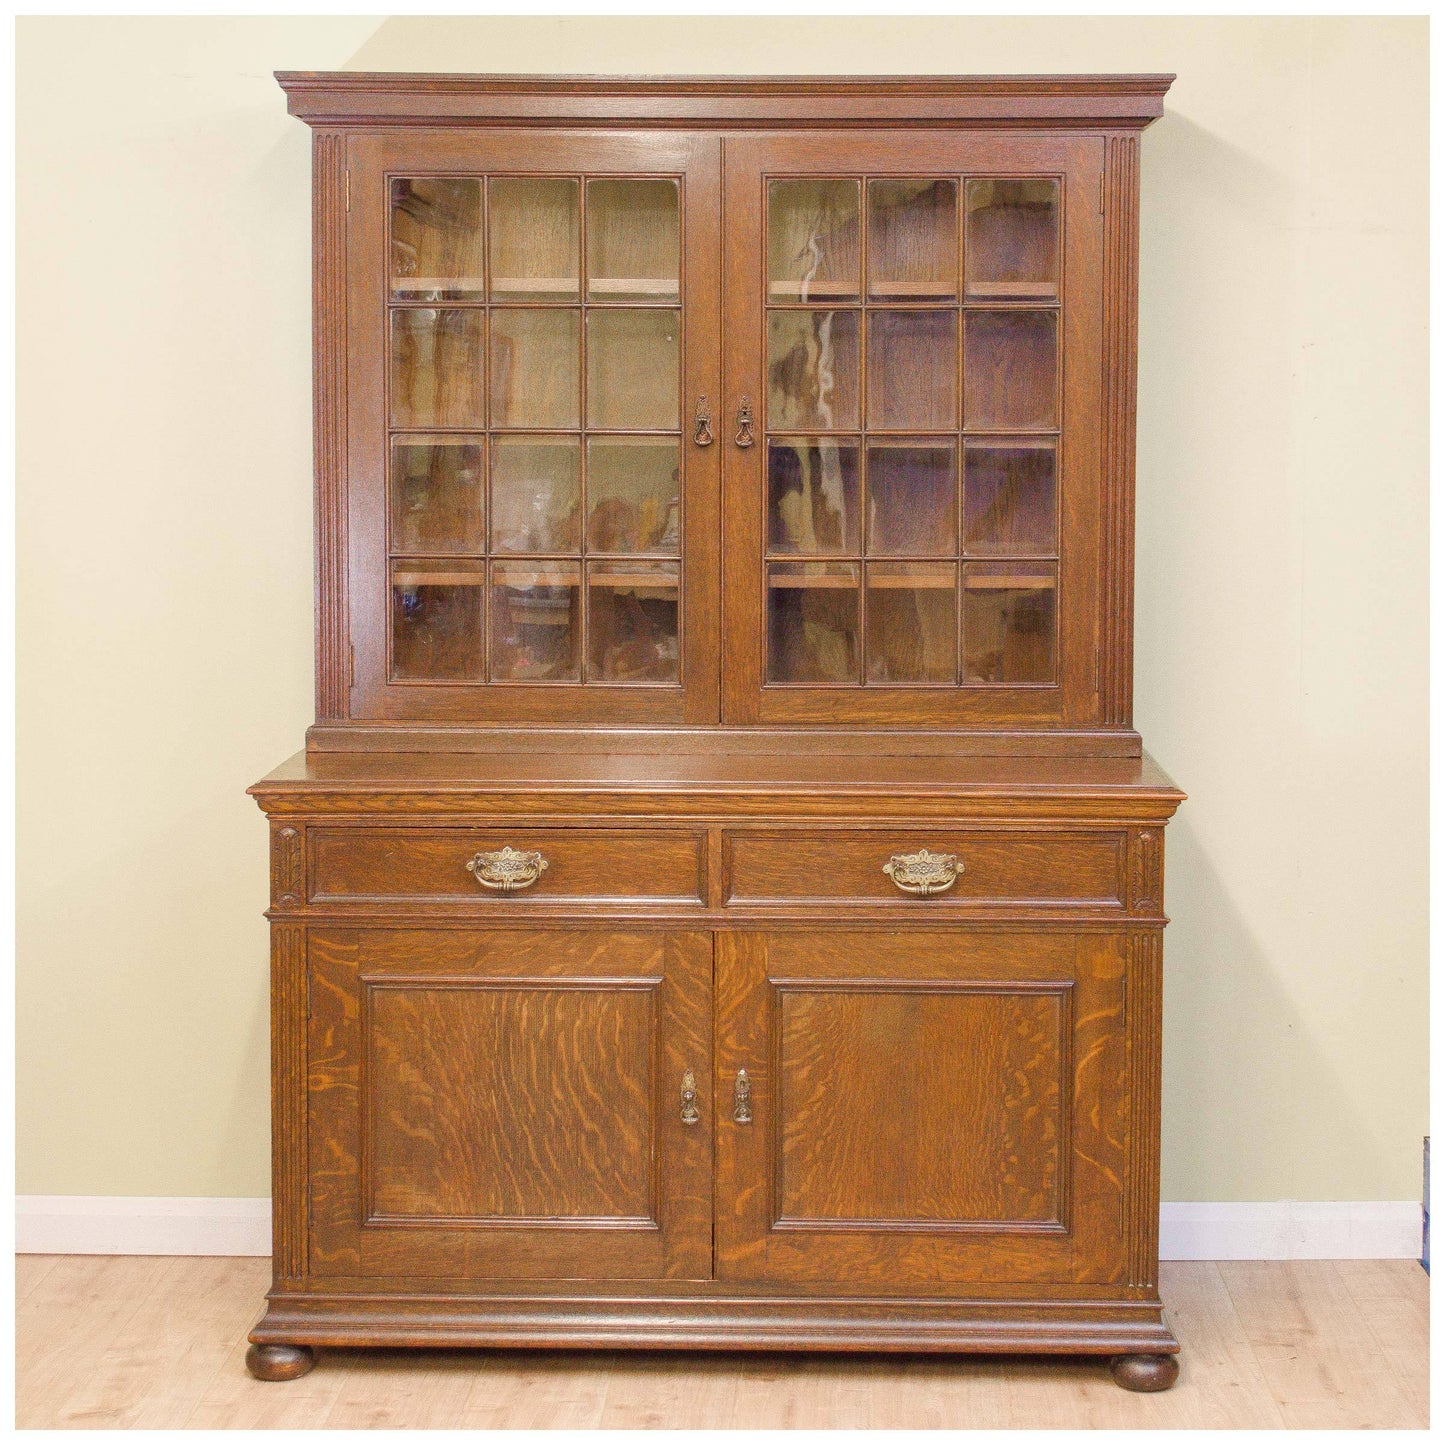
[308,827,706,906]
[723,828,1125,909]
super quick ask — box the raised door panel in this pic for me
[308,927,712,1281]
[344,131,721,726]
[721,132,1106,728]
[715,928,1138,1289]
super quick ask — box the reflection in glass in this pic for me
[390,309,485,427]
[489,309,580,428]
[586,179,680,304]
[488,177,580,301]
[867,442,955,556]
[868,179,958,300]
[963,562,1056,684]
[391,437,486,554]
[867,310,958,430]
[587,439,680,554]
[390,178,483,300]
[490,561,581,681]
[490,438,581,554]
[766,561,860,684]
[866,562,957,683]
[966,178,1060,299]
[767,310,860,431]
[588,562,680,682]
[587,310,680,430]
[767,439,859,554]
[767,179,860,302]
[964,443,1057,555]
[963,311,1057,430]
[391,568,485,680]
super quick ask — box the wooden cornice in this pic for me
[274,72,1175,130]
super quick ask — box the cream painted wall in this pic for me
[17,16,1427,1203]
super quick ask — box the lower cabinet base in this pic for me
[248,1290,1179,1387]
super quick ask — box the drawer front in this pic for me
[724,828,1125,908]
[309,827,706,905]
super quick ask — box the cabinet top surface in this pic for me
[275,70,1173,127]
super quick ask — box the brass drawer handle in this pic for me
[465,846,548,892]
[680,1070,700,1125]
[883,848,962,897]
[692,395,714,447]
[734,395,755,449]
[733,1068,753,1124]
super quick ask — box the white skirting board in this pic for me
[14,1197,1424,1260]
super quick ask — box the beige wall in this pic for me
[17,16,1427,1203]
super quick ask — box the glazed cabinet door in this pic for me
[715,928,1151,1290]
[722,133,1107,728]
[307,927,713,1281]
[344,132,720,725]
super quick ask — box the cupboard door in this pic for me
[308,928,713,1281]
[722,133,1105,728]
[346,132,720,725]
[715,928,1140,1289]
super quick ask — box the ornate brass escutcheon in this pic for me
[734,394,755,448]
[733,1068,753,1124]
[465,846,549,892]
[883,848,963,897]
[692,395,714,447]
[680,1069,700,1125]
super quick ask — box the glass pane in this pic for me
[390,178,483,300]
[767,438,859,555]
[391,565,485,681]
[868,179,958,301]
[963,561,1056,684]
[391,436,485,554]
[867,310,958,430]
[867,441,956,556]
[966,178,1060,300]
[586,179,680,304]
[490,309,580,428]
[964,442,1057,555]
[767,310,860,430]
[587,438,680,554]
[490,438,581,554]
[963,311,1057,430]
[588,561,680,683]
[490,561,581,681]
[767,179,860,302]
[587,310,679,430]
[866,562,957,683]
[766,561,860,684]
[488,178,580,301]
[390,309,484,428]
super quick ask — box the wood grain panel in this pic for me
[725,828,1124,907]
[775,983,1065,1225]
[366,980,656,1221]
[308,927,713,1281]
[309,827,705,904]
[716,928,1130,1290]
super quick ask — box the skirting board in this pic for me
[14,1197,1424,1261]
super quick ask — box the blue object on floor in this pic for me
[1423,1136,1430,1274]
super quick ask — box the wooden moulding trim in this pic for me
[252,1293,1177,1354]
[269,926,308,1282]
[303,724,1146,759]
[274,72,1174,129]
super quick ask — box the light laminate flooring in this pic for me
[14,1256,1429,1429]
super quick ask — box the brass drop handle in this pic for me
[883,848,963,897]
[466,846,548,892]
[734,395,755,449]
[692,395,714,447]
[733,1068,753,1124]
[680,1069,700,1125]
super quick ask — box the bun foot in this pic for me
[1110,1353,1179,1392]
[246,1343,315,1381]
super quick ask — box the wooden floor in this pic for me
[14,1256,1429,1429]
